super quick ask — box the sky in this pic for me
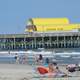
[0,0,80,34]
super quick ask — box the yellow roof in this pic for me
[31,18,69,25]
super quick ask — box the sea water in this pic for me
[0,52,80,64]
[0,56,16,63]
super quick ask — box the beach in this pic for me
[0,64,79,80]
[0,64,33,80]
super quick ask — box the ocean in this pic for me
[0,52,80,64]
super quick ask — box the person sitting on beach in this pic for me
[48,63,68,77]
[37,62,68,77]
[48,63,57,73]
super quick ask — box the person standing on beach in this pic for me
[22,55,26,64]
[45,58,49,64]
[37,54,43,65]
[15,53,19,64]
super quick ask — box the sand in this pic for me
[0,64,33,80]
[0,64,79,80]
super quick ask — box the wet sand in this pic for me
[0,64,80,80]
